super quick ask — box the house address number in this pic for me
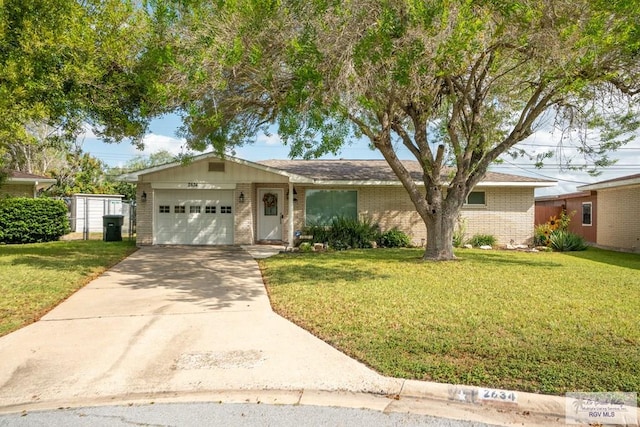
[187,182,199,188]
[478,388,517,403]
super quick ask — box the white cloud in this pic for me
[256,132,283,146]
[136,133,186,155]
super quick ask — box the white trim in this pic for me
[287,182,294,246]
[311,180,555,188]
[578,177,640,191]
[151,182,237,190]
[7,177,56,184]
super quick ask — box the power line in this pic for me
[494,160,591,184]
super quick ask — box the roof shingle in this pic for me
[257,159,548,184]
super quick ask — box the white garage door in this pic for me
[155,190,234,245]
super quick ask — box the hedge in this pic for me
[0,198,70,244]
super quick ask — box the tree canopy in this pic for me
[155,0,639,259]
[0,0,167,163]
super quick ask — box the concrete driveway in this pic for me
[0,246,402,409]
[0,246,570,426]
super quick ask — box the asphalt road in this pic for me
[0,402,495,427]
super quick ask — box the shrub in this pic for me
[452,216,468,247]
[303,217,380,250]
[534,223,553,246]
[298,242,313,252]
[378,228,411,248]
[327,216,380,250]
[0,197,70,244]
[301,222,330,245]
[469,234,496,247]
[548,230,588,252]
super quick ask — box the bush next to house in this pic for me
[548,230,588,252]
[377,228,412,248]
[303,217,381,250]
[534,212,587,252]
[468,234,496,247]
[0,198,70,244]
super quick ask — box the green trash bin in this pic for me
[103,215,124,241]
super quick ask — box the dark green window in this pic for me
[466,191,486,205]
[305,190,357,225]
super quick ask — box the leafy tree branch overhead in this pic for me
[158,0,639,260]
[0,0,168,157]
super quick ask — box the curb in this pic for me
[0,383,594,426]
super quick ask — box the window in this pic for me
[205,205,216,214]
[465,191,486,206]
[174,205,186,213]
[190,205,201,213]
[305,190,357,225]
[221,206,232,214]
[582,202,592,226]
[159,205,170,213]
[263,192,278,216]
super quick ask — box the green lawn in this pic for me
[260,247,640,395]
[0,239,138,336]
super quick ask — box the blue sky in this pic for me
[83,113,640,197]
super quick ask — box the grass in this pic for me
[260,247,640,395]
[0,239,138,336]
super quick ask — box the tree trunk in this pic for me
[419,185,466,261]
[423,207,458,260]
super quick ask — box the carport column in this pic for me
[288,181,294,247]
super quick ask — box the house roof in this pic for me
[578,173,640,191]
[121,153,555,188]
[119,153,308,183]
[5,171,56,184]
[535,191,593,202]
[258,159,555,187]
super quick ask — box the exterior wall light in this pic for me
[141,191,147,202]
[239,192,245,203]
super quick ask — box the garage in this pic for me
[154,189,234,245]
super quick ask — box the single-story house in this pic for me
[0,171,56,198]
[535,191,597,244]
[576,173,640,253]
[121,154,556,247]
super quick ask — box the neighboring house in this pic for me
[121,154,555,247]
[0,171,56,198]
[535,191,597,244]
[576,173,640,253]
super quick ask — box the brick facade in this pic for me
[463,187,535,246]
[235,183,254,244]
[0,184,33,198]
[291,185,535,247]
[136,183,153,245]
[595,186,640,252]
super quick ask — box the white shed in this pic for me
[70,194,124,233]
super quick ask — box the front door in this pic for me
[258,189,283,241]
